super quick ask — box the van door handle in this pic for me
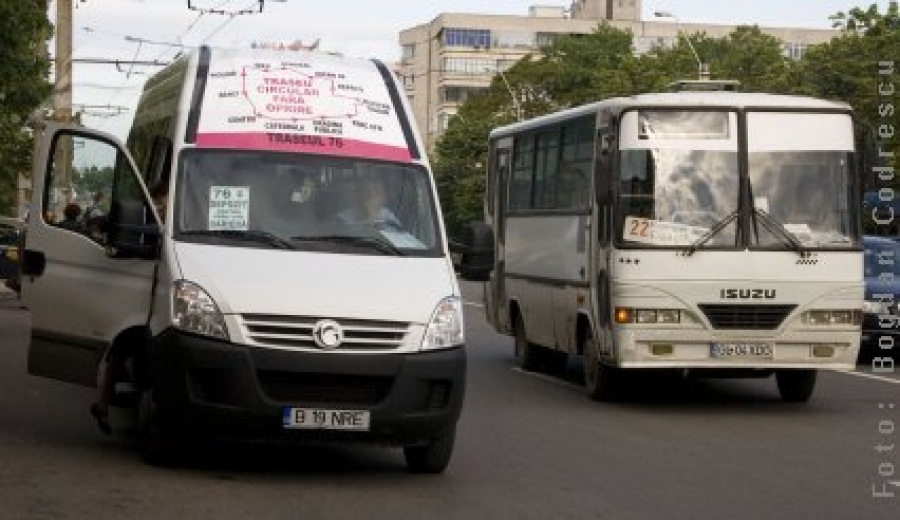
[21,250,46,277]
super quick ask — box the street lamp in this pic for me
[491,67,523,122]
[654,11,709,80]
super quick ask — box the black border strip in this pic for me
[372,59,420,160]
[504,271,590,289]
[184,45,212,144]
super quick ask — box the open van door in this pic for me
[21,123,161,387]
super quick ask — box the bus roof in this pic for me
[490,92,852,139]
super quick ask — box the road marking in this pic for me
[511,367,583,391]
[835,370,900,385]
[463,301,484,308]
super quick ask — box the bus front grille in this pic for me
[697,304,797,330]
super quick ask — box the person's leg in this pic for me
[90,352,119,435]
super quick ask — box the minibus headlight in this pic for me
[172,280,229,340]
[421,297,464,350]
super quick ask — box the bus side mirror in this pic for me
[106,199,161,260]
[458,222,495,282]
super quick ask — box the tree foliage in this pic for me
[434,4,900,237]
[0,0,53,216]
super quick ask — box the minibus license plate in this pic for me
[282,408,371,431]
[710,343,773,358]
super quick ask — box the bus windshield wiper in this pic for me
[291,235,405,256]
[751,208,808,257]
[180,229,296,250]
[679,210,739,256]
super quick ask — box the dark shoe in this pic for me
[90,404,112,435]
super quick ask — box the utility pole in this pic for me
[55,0,73,123]
[54,0,74,207]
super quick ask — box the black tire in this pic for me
[776,369,817,403]
[583,333,621,401]
[544,349,569,376]
[404,427,456,474]
[514,313,542,372]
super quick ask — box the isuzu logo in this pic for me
[720,289,777,300]
[312,320,343,349]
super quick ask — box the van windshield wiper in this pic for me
[679,210,739,256]
[751,208,808,257]
[180,229,296,250]
[291,235,405,256]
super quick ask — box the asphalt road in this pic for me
[0,282,897,520]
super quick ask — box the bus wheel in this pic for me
[583,334,620,401]
[514,313,542,372]
[775,369,817,403]
[404,427,456,474]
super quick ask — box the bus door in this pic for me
[486,137,512,331]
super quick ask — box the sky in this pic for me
[56,0,892,137]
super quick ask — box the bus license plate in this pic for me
[282,407,371,431]
[710,343,773,359]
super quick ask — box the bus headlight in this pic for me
[421,297,464,350]
[172,280,229,340]
[615,307,698,325]
[801,310,862,326]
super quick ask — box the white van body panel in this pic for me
[171,242,456,323]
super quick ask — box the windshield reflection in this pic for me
[174,150,441,256]
[617,149,739,247]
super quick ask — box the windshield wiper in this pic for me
[291,235,404,256]
[679,210,739,256]
[180,229,296,250]
[751,208,808,258]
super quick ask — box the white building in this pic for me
[398,0,838,149]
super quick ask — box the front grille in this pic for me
[698,304,796,330]
[258,370,393,405]
[241,314,409,351]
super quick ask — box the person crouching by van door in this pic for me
[90,179,169,435]
[150,180,169,223]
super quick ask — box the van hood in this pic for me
[172,242,457,324]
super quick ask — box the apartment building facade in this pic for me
[398,0,839,149]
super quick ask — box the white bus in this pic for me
[461,92,864,402]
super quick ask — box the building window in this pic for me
[443,28,491,48]
[440,86,486,103]
[443,57,498,75]
[493,31,535,49]
[401,43,415,60]
[535,32,562,48]
[782,42,807,60]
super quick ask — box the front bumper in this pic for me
[149,329,466,445]
[611,327,860,370]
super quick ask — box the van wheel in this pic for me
[514,313,541,371]
[137,390,181,466]
[404,427,455,474]
[776,370,817,402]
[583,333,621,401]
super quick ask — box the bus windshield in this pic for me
[616,110,858,250]
[747,112,856,249]
[617,110,739,248]
[173,150,442,257]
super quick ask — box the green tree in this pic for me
[0,0,53,216]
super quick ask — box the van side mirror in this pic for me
[106,199,161,259]
[458,222,495,282]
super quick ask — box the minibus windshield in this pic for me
[173,150,443,257]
